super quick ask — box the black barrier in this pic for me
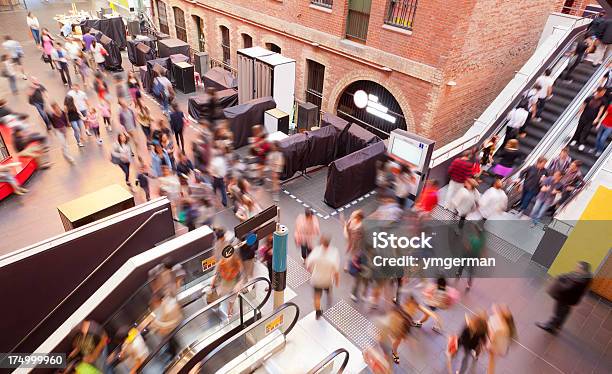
[234,205,278,239]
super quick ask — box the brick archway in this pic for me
[326,70,415,133]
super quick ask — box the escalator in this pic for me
[176,302,299,374]
[136,277,271,373]
[518,61,598,160]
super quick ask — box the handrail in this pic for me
[138,276,271,372]
[306,348,350,374]
[430,17,591,168]
[9,208,169,354]
[194,302,300,373]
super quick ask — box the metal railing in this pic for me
[385,0,418,30]
[345,9,369,42]
[311,0,333,8]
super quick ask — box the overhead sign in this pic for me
[201,258,216,272]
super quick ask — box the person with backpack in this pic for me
[91,40,107,72]
[153,71,173,114]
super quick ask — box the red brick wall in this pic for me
[155,0,572,145]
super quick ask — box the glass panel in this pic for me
[102,248,215,338]
[220,26,231,65]
[140,277,270,373]
[173,7,187,42]
[311,0,333,8]
[156,0,170,35]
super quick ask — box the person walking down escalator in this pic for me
[67,320,112,374]
[557,160,583,207]
[489,139,521,178]
[533,69,555,121]
[562,36,590,82]
[210,252,245,318]
[529,171,563,226]
[548,147,572,174]
[502,103,529,148]
[570,87,608,152]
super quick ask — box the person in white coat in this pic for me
[452,178,480,230]
[478,178,508,221]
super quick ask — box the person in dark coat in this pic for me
[536,261,592,334]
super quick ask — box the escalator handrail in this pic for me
[503,54,612,185]
[194,302,300,373]
[306,348,350,374]
[431,20,591,168]
[138,276,271,371]
[102,246,216,328]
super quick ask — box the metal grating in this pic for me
[323,299,379,350]
[430,205,458,221]
[484,232,525,263]
[286,257,311,289]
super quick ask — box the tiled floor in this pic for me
[0,2,610,374]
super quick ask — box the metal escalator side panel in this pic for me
[192,302,301,374]
[306,348,350,374]
[137,277,271,373]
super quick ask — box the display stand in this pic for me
[57,184,135,231]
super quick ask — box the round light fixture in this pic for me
[353,90,368,109]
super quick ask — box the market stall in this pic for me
[223,96,276,148]
[187,89,239,121]
[324,141,385,208]
[80,17,127,49]
[203,67,238,91]
[127,36,157,66]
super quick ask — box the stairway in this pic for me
[518,61,598,161]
